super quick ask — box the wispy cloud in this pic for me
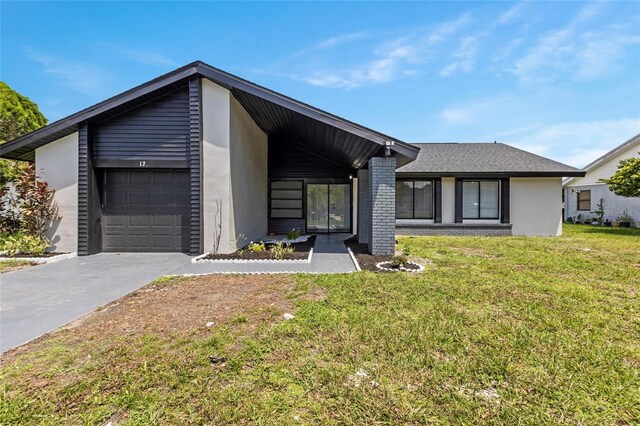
[302,14,470,89]
[107,46,178,69]
[315,32,370,49]
[495,2,526,26]
[26,49,111,96]
[440,33,485,76]
[503,119,640,167]
[511,4,640,84]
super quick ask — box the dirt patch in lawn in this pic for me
[0,252,68,258]
[2,274,304,362]
[0,260,38,273]
[203,236,315,261]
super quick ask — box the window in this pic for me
[395,180,433,219]
[577,190,591,211]
[462,180,500,219]
[270,180,303,218]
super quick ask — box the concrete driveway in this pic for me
[0,253,192,353]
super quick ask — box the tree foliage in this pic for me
[599,153,640,198]
[0,82,48,183]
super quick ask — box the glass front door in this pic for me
[306,184,351,233]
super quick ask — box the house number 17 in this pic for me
[139,161,146,167]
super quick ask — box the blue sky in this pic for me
[2,1,639,167]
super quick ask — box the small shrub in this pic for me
[13,164,60,238]
[1,232,49,256]
[248,242,266,253]
[617,209,632,222]
[391,254,408,268]
[402,244,412,256]
[286,228,301,240]
[270,241,294,260]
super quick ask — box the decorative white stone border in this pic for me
[375,261,425,273]
[191,248,313,264]
[0,252,77,264]
[346,246,361,272]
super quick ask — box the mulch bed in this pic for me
[344,238,395,272]
[203,235,316,261]
[345,237,425,273]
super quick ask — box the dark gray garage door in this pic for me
[102,169,190,252]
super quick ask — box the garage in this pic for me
[101,169,190,252]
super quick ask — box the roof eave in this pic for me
[195,62,419,160]
[396,170,586,178]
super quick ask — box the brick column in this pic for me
[357,169,371,244]
[368,157,396,255]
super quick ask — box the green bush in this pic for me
[1,232,49,256]
[391,254,408,268]
[401,244,412,256]
[286,228,301,240]
[270,241,294,260]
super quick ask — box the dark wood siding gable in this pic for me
[92,87,189,163]
[268,137,355,179]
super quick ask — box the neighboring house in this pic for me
[0,61,584,256]
[563,133,640,226]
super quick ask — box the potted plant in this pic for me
[613,210,632,228]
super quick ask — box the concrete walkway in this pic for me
[172,233,357,275]
[0,253,191,352]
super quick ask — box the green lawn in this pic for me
[1,224,639,425]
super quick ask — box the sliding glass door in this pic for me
[306,184,351,233]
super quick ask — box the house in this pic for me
[563,133,640,226]
[0,61,584,256]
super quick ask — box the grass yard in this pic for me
[1,224,638,425]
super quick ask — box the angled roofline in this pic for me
[403,141,586,177]
[563,132,640,186]
[0,60,419,161]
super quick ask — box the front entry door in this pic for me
[307,184,351,233]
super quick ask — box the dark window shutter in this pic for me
[455,178,463,223]
[434,178,442,223]
[501,178,510,223]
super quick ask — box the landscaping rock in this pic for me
[209,356,227,364]
[206,321,215,328]
[476,387,500,401]
[283,313,295,320]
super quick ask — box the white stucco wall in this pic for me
[229,96,268,250]
[441,177,456,223]
[511,177,563,236]
[564,184,640,226]
[202,79,233,253]
[202,78,269,254]
[34,132,79,252]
